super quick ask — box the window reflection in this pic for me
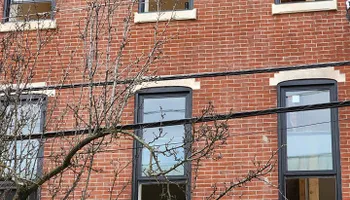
[286,90,333,171]
[141,96,186,176]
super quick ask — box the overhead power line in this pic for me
[0,61,350,93]
[13,99,350,140]
[7,116,350,159]
[2,60,350,93]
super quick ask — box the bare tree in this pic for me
[0,0,277,199]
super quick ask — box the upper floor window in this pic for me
[272,0,337,15]
[139,0,193,13]
[278,80,341,200]
[0,95,46,200]
[133,87,191,200]
[4,0,54,22]
[278,0,331,3]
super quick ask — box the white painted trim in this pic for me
[0,82,55,97]
[0,19,57,32]
[144,0,150,12]
[134,9,197,23]
[138,184,142,200]
[9,4,19,22]
[133,78,200,92]
[269,67,345,86]
[272,0,337,15]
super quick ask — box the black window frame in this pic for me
[277,79,342,200]
[3,0,56,23]
[133,87,192,200]
[0,94,47,200]
[138,0,194,13]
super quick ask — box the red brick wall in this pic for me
[1,0,350,199]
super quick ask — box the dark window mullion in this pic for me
[139,0,145,13]
[3,0,11,22]
[284,170,337,176]
[330,84,342,200]
[138,176,188,182]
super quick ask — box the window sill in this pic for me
[134,9,197,23]
[0,82,56,97]
[272,0,337,15]
[0,19,57,32]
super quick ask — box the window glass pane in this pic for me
[141,96,186,176]
[7,139,40,180]
[7,103,42,135]
[9,1,52,21]
[18,103,42,135]
[140,183,186,200]
[141,0,190,12]
[143,97,186,123]
[286,177,336,200]
[142,125,185,176]
[286,90,333,171]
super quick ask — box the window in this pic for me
[278,0,330,3]
[133,87,191,200]
[4,0,54,22]
[139,0,193,13]
[134,0,197,23]
[272,0,337,14]
[278,80,342,200]
[0,95,46,200]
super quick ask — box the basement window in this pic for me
[4,0,54,22]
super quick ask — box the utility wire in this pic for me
[7,99,350,140]
[7,115,350,159]
[2,60,350,93]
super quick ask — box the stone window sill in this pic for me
[272,0,337,15]
[134,9,197,23]
[0,19,57,32]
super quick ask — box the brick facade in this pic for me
[0,0,350,199]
